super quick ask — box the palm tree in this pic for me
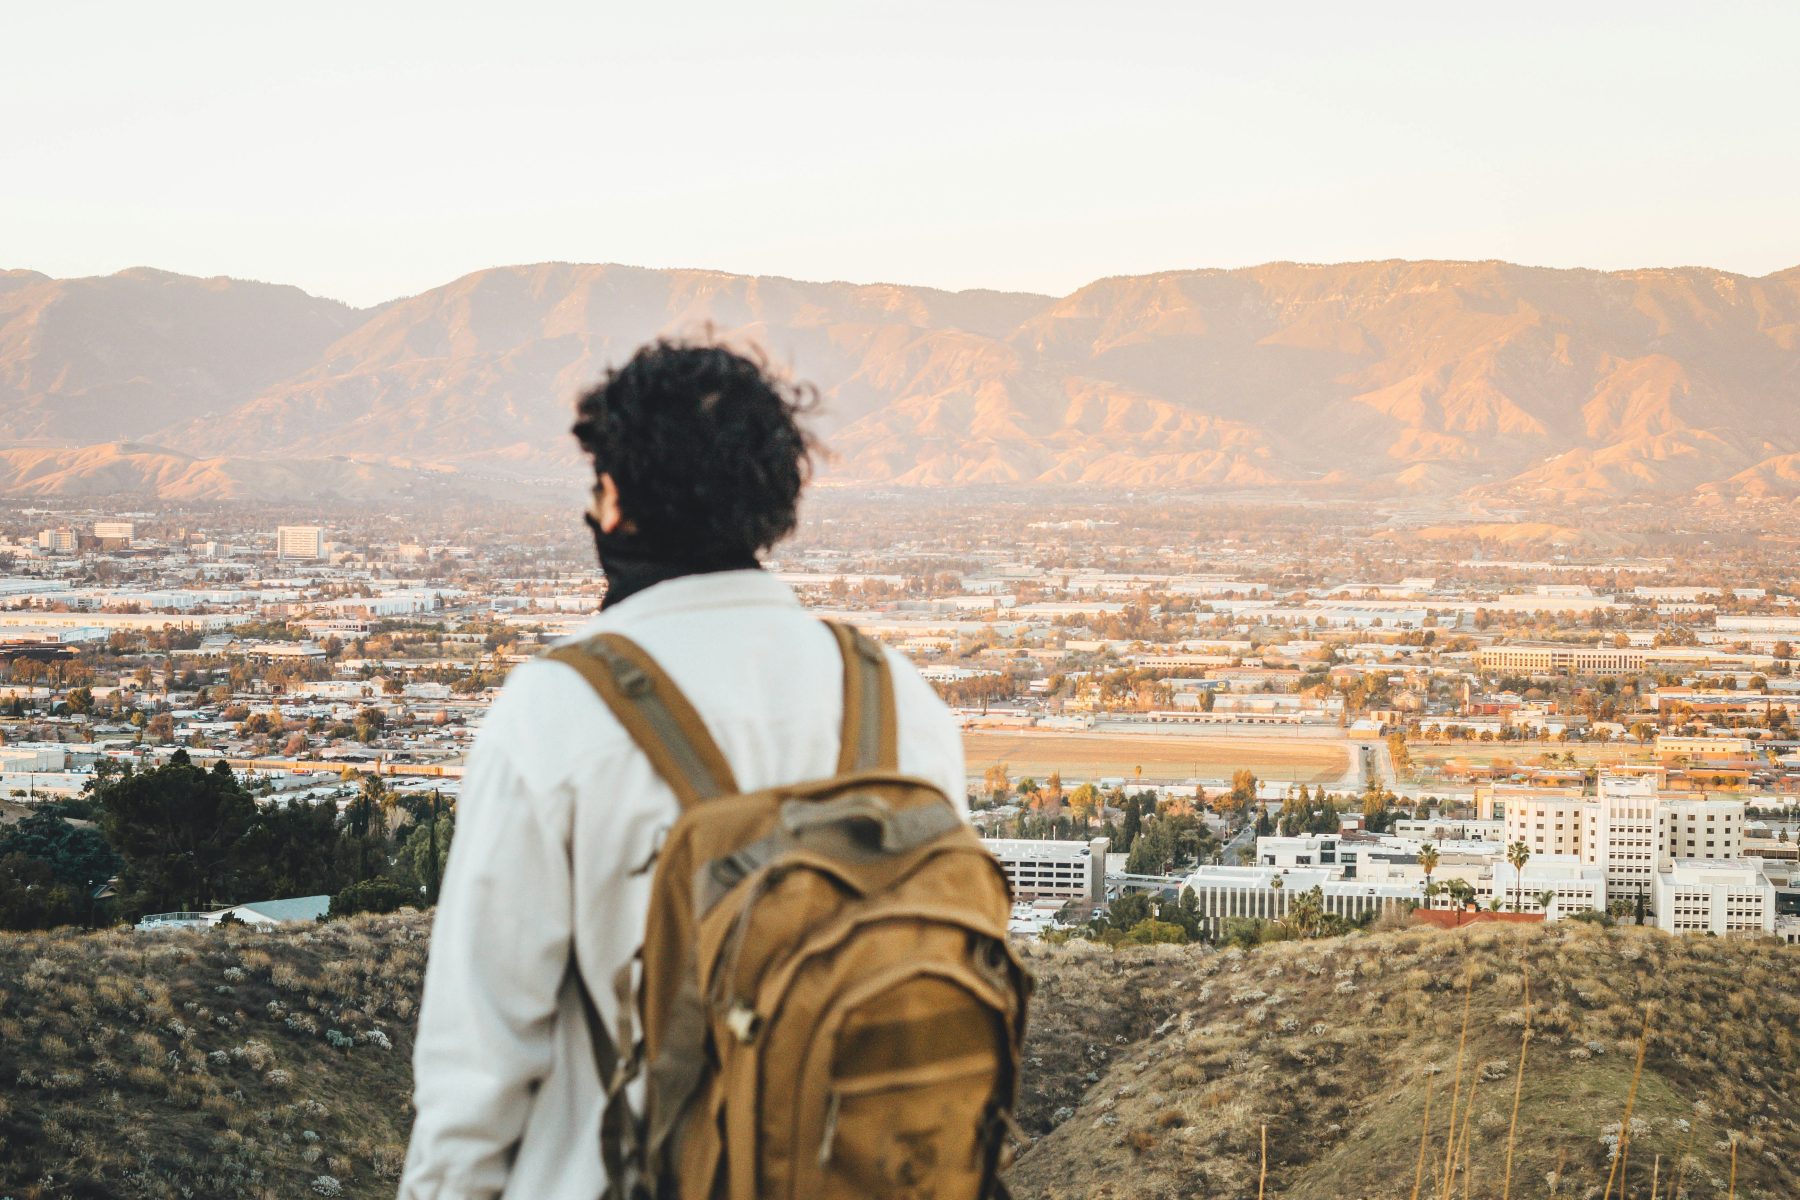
[1535,888,1556,920]
[1506,840,1531,913]
[1445,878,1476,914]
[1418,843,1440,902]
[1288,886,1325,938]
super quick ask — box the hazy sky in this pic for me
[7,2,1798,306]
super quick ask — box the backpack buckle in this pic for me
[725,1001,763,1044]
[613,662,654,697]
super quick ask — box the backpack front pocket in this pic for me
[796,972,1007,1200]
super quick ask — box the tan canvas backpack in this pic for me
[547,620,1031,1200]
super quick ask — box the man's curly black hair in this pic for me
[571,338,819,560]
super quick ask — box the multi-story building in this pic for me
[1651,860,1776,937]
[1255,833,1348,870]
[37,527,77,554]
[93,521,135,548]
[1498,778,1748,885]
[1178,865,1417,938]
[276,525,326,561]
[1583,771,1660,904]
[982,837,1108,904]
[1475,644,1645,675]
[1659,796,1743,862]
[1480,856,1606,917]
[1500,788,1586,859]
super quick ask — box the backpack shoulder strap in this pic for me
[546,632,739,809]
[824,620,899,773]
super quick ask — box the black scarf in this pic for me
[587,517,760,610]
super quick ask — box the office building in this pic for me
[1179,865,1417,938]
[1475,645,1644,675]
[1582,771,1660,903]
[37,528,77,554]
[1659,797,1744,862]
[1501,789,1586,859]
[93,521,134,548]
[1651,861,1776,937]
[1481,856,1606,917]
[276,525,326,561]
[983,837,1108,904]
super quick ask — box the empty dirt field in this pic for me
[961,729,1349,785]
[1406,742,1654,770]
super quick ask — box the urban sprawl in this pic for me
[1,495,1796,951]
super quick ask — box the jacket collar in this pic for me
[571,568,802,639]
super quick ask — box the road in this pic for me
[1221,820,1257,865]
[1333,738,1401,794]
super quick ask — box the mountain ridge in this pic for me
[2,259,1796,502]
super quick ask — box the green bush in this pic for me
[329,877,419,919]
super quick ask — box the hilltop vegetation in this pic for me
[1013,926,1800,1200]
[0,915,432,1199]
[1,919,1795,1198]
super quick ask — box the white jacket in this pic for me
[399,569,967,1199]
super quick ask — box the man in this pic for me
[400,339,967,1199]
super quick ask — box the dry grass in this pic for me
[1009,924,1800,1200]
[0,914,431,1199]
[5,917,1797,1199]
[963,730,1348,784]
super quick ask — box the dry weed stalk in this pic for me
[1454,1073,1479,1200]
[1728,1133,1737,1200]
[1650,1154,1660,1200]
[1410,1073,1435,1200]
[1501,966,1531,1200]
[1438,975,1475,1200]
[1603,1006,1655,1200]
[1258,1122,1267,1200]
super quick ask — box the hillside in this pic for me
[1,919,1794,1198]
[2,260,1798,500]
[0,268,361,446]
[0,443,510,504]
[1013,926,1800,1200]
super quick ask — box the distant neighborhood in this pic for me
[0,495,1795,952]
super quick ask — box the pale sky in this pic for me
[7,1,1798,307]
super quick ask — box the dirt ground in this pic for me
[962,729,1348,784]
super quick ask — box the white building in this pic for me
[1180,865,1416,937]
[37,527,77,554]
[982,837,1108,904]
[1255,834,1347,870]
[1480,856,1606,918]
[0,746,70,773]
[1650,861,1775,937]
[1502,790,1586,860]
[1659,797,1744,862]
[1499,775,1748,915]
[93,521,135,547]
[1582,772,1661,903]
[1395,817,1503,843]
[276,525,326,561]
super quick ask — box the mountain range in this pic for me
[1,259,1796,503]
